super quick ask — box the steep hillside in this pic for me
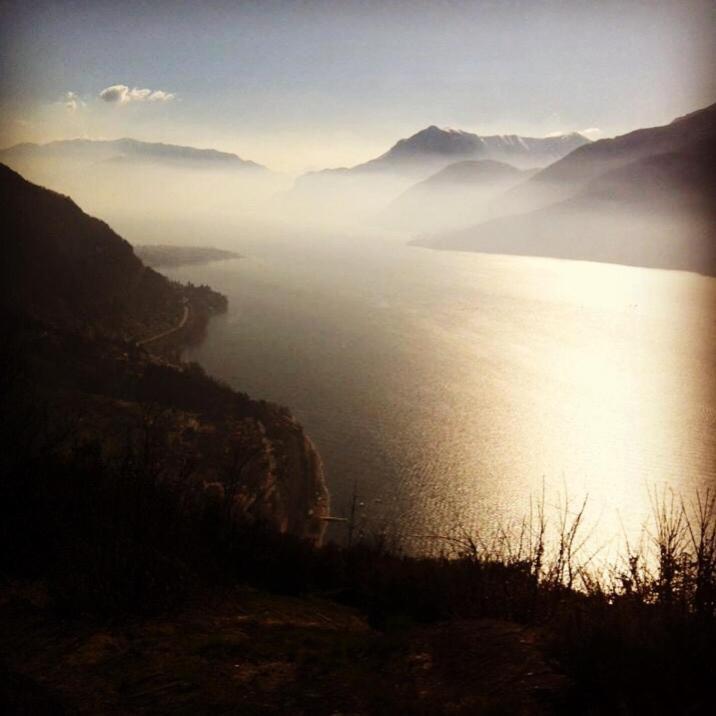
[0,163,191,340]
[0,164,327,541]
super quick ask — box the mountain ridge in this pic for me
[0,137,266,170]
[403,158,529,188]
[414,136,716,275]
[299,126,590,183]
[501,102,716,212]
[379,159,532,232]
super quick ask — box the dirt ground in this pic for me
[0,584,569,715]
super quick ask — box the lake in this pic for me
[166,226,716,558]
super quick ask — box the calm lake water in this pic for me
[167,227,716,556]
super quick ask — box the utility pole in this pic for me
[347,480,359,548]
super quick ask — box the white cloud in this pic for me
[147,89,174,102]
[99,84,175,105]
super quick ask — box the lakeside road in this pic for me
[137,301,190,347]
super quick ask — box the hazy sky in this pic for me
[0,0,714,173]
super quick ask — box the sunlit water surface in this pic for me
[167,228,716,558]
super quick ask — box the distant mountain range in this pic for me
[362,126,589,171]
[312,125,590,174]
[299,126,589,185]
[0,137,279,237]
[284,125,588,226]
[3,107,713,274]
[414,103,716,275]
[0,138,265,170]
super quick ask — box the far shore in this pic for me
[134,244,242,269]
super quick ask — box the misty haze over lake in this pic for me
[4,99,714,559]
[165,225,715,552]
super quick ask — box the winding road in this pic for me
[137,301,190,347]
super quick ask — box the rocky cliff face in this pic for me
[54,366,329,543]
[230,412,329,541]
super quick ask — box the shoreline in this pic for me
[141,277,331,544]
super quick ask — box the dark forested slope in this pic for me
[1,162,210,340]
[0,163,327,544]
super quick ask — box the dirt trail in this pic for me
[137,303,189,347]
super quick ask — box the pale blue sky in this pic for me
[1,0,714,172]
